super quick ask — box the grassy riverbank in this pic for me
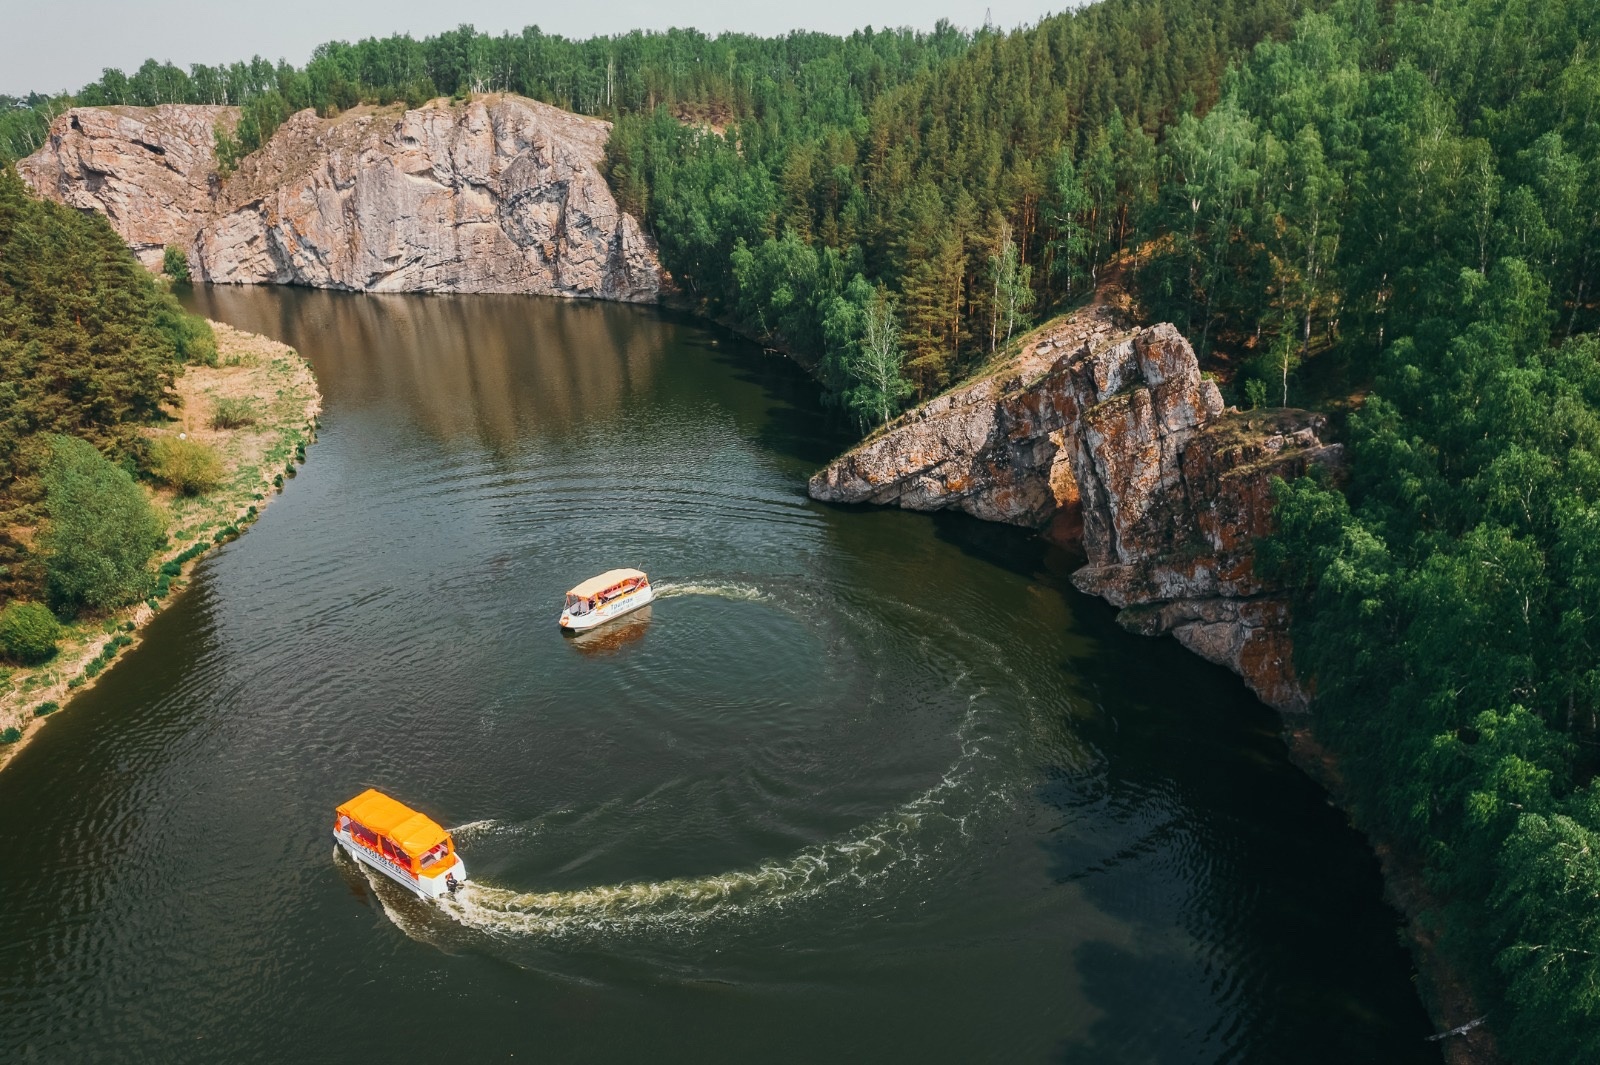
[0,321,320,772]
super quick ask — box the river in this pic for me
[0,287,1437,1063]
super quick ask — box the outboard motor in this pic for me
[445,872,460,895]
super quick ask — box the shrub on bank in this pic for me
[149,437,224,496]
[210,398,257,429]
[154,302,217,366]
[34,701,59,717]
[162,245,190,282]
[1,727,21,744]
[0,601,63,664]
[40,435,164,614]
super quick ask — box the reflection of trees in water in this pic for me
[183,287,669,450]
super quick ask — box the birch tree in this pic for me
[847,294,912,429]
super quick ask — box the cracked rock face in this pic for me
[19,96,661,302]
[18,105,233,271]
[808,308,1343,713]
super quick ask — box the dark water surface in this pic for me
[0,288,1437,1063]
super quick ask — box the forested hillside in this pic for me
[1239,2,1600,1060]
[0,24,972,174]
[608,0,1321,412]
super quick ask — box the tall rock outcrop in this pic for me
[18,96,661,302]
[809,308,1343,712]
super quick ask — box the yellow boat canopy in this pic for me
[336,788,450,858]
[567,568,647,598]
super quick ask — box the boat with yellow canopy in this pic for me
[559,568,653,631]
[333,788,466,900]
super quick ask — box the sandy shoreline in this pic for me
[0,321,321,773]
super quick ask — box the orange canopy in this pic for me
[336,788,450,857]
[566,568,647,598]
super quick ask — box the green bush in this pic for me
[0,727,21,744]
[34,701,58,717]
[148,436,224,496]
[210,398,257,430]
[159,561,181,577]
[0,601,62,664]
[40,435,164,614]
[153,301,216,366]
[162,245,190,282]
[67,675,85,689]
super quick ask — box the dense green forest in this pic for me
[607,0,1324,411]
[0,168,213,627]
[1242,2,1600,1060]
[0,24,973,175]
[5,0,1600,1056]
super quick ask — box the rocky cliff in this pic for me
[19,96,661,302]
[17,105,233,271]
[809,308,1343,712]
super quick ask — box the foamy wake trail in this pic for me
[651,579,769,603]
[446,819,500,843]
[433,693,1012,943]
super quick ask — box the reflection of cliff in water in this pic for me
[182,286,668,450]
[563,606,653,656]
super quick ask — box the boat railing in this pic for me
[338,822,425,877]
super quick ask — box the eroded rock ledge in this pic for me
[809,307,1343,712]
[19,96,661,302]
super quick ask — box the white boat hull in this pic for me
[560,583,654,631]
[335,830,466,900]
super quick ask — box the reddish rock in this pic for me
[807,303,1124,525]
[19,96,661,302]
[18,105,232,271]
[809,308,1343,713]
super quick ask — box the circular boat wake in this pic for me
[434,705,1011,943]
[360,577,1068,954]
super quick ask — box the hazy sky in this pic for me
[2,1,1070,96]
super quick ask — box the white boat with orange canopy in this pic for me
[333,789,466,900]
[560,568,653,631]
